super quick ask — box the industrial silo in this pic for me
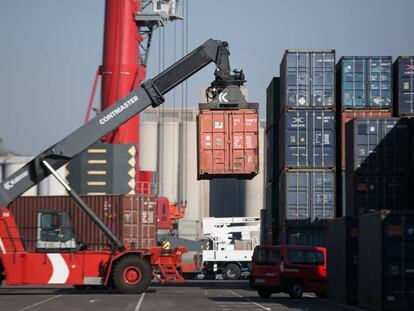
[158,121,180,203]
[3,156,37,196]
[177,121,210,240]
[244,125,265,217]
[38,166,68,196]
[139,121,158,172]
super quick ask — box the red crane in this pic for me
[84,0,185,228]
[101,0,148,193]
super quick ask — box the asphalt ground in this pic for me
[0,280,365,311]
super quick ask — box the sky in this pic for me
[0,0,413,155]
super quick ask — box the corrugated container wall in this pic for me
[197,108,259,179]
[266,77,280,184]
[393,56,414,116]
[280,50,335,110]
[346,118,412,176]
[9,195,157,251]
[337,56,392,110]
[347,175,411,215]
[280,110,335,169]
[266,77,280,132]
[265,182,279,233]
[279,170,335,228]
[358,211,414,311]
[327,217,359,304]
[278,228,327,247]
[339,110,393,170]
[337,110,392,216]
[344,118,414,215]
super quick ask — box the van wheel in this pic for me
[258,290,272,298]
[223,264,241,280]
[112,256,152,294]
[288,281,304,298]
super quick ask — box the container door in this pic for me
[231,111,258,173]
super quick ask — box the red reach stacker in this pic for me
[0,39,247,293]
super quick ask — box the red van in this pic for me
[250,245,327,298]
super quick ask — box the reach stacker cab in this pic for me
[0,39,251,293]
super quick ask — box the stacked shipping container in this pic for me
[394,56,414,116]
[337,56,394,216]
[277,50,336,246]
[9,194,158,251]
[358,211,414,311]
[345,118,413,215]
[327,55,414,310]
[264,77,280,244]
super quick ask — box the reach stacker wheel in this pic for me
[112,256,152,294]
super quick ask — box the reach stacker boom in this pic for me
[0,39,246,293]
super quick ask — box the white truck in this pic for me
[202,217,260,280]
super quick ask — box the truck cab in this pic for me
[250,245,327,298]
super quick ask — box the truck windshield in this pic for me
[255,248,279,265]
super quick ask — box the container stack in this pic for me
[358,210,414,311]
[337,57,393,215]
[264,77,280,244]
[345,117,413,215]
[277,50,337,246]
[327,56,414,309]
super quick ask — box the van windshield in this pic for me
[255,248,279,265]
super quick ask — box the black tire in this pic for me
[288,281,304,299]
[223,264,241,280]
[258,289,272,298]
[112,256,152,294]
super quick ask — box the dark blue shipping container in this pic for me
[279,170,336,228]
[280,50,335,110]
[394,56,414,116]
[346,175,411,216]
[338,56,392,109]
[345,118,412,176]
[358,211,414,311]
[327,217,359,304]
[280,110,335,169]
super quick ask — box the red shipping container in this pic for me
[8,194,157,251]
[340,110,392,169]
[197,108,259,179]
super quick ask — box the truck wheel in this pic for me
[113,256,152,294]
[258,289,272,298]
[223,264,241,280]
[288,281,304,299]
